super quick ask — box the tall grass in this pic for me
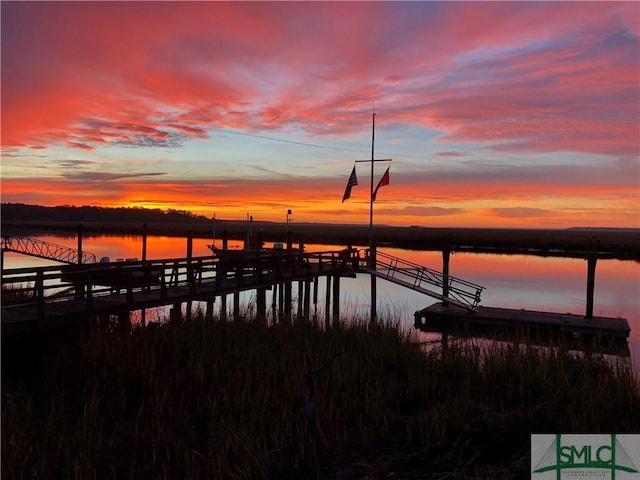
[2,316,639,479]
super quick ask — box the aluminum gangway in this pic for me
[1,235,97,265]
[359,249,484,311]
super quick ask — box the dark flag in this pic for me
[372,166,390,201]
[342,166,358,203]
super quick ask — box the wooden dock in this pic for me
[2,248,358,335]
[415,302,631,354]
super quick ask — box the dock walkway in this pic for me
[2,249,357,334]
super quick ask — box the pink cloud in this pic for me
[3,2,637,154]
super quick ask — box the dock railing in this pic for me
[1,249,358,324]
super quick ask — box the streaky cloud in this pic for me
[377,206,466,217]
[62,172,166,182]
[488,207,555,219]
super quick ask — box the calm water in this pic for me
[4,233,639,368]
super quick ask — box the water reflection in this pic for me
[3,234,638,369]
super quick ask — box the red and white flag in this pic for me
[342,166,358,203]
[372,166,390,201]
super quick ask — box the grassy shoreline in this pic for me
[3,315,639,479]
[3,219,640,260]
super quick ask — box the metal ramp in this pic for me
[1,235,97,264]
[359,249,484,311]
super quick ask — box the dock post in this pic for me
[220,294,227,321]
[442,239,451,307]
[325,275,332,329]
[36,270,45,321]
[297,280,304,320]
[186,300,192,322]
[585,238,599,319]
[186,234,194,294]
[256,288,267,324]
[312,277,319,321]
[441,331,449,350]
[284,281,292,324]
[233,292,240,321]
[77,222,83,264]
[222,231,228,250]
[271,284,278,324]
[142,223,148,261]
[118,311,131,333]
[370,244,377,326]
[278,282,284,323]
[206,299,214,321]
[170,303,182,323]
[76,222,85,298]
[304,279,311,321]
[332,274,340,328]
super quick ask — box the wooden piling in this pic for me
[186,300,192,322]
[441,331,449,350]
[77,222,83,264]
[586,238,599,319]
[271,284,278,323]
[370,244,377,326]
[206,299,214,321]
[118,310,131,333]
[278,282,284,323]
[297,280,304,320]
[312,277,318,320]
[284,281,292,324]
[304,279,311,321]
[233,292,240,321]
[170,303,182,323]
[442,246,451,307]
[332,274,340,328]
[325,275,332,329]
[256,288,267,323]
[370,275,377,326]
[141,223,148,261]
[220,294,227,321]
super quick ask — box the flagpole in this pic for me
[369,113,375,250]
[369,113,377,326]
[355,114,392,254]
[352,112,392,326]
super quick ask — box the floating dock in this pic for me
[415,302,631,354]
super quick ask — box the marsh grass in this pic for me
[2,315,639,479]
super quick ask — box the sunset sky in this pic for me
[2,1,638,228]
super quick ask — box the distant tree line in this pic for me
[1,203,212,225]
